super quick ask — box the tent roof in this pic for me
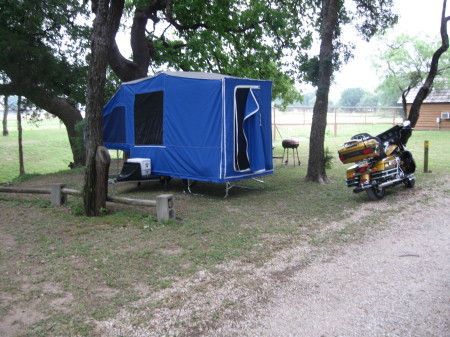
[161,71,232,80]
[123,71,232,85]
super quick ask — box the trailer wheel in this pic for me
[366,186,385,201]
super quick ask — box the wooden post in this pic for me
[424,140,430,173]
[334,107,337,137]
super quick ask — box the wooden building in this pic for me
[404,88,450,131]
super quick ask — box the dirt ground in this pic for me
[94,179,450,337]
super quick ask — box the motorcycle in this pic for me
[338,120,416,201]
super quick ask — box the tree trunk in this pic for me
[17,96,25,175]
[2,95,8,136]
[408,0,450,127]
[83,0,111,216]
[83,0,124,216]
[306,0,339,183]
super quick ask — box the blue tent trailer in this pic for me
[102,71,273,194]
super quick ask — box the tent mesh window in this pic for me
[134,91,164,145]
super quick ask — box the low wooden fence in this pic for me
[0,183,175,222]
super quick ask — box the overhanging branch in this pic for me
[408,0,449,126]
[0,83,20,96]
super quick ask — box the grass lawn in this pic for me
[0,119,449,336]
[1,118,448,183]
[0,118,73,183]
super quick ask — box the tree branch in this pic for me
[408,0,450,126]
[108,2,163,81]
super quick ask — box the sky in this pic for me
[330,0,446,99]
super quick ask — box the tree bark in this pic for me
[306,0,339,183]
[83,0,124,216]
[2,95,8,136]
[17,96,25,175]
[408,0,450,127]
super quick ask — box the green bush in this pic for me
[323,146,334,170]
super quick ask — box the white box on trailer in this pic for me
[127,158,151,177]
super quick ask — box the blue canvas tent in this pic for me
[102,71,273,184]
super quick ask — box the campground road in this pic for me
[209,185,450,337]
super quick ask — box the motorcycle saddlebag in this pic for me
[338,138,381,164]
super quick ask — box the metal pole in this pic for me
[424,140,430,173]
[334,107,337,137]
[272,106,276,141]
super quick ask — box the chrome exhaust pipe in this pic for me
[379,178,404,188]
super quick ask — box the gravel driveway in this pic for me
[217,186,450,337]
[97,179,450,337]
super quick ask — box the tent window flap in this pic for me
[233,86,261,172]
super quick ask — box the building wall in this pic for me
[407,103,450,131]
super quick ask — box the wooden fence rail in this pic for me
[0,187,51,194]
[106,195,156,207]
[0,183,174,222]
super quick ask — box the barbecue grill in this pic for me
[282,138,301,166]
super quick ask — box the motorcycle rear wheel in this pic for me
[366,186,385,201]
[403,177,415,188]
